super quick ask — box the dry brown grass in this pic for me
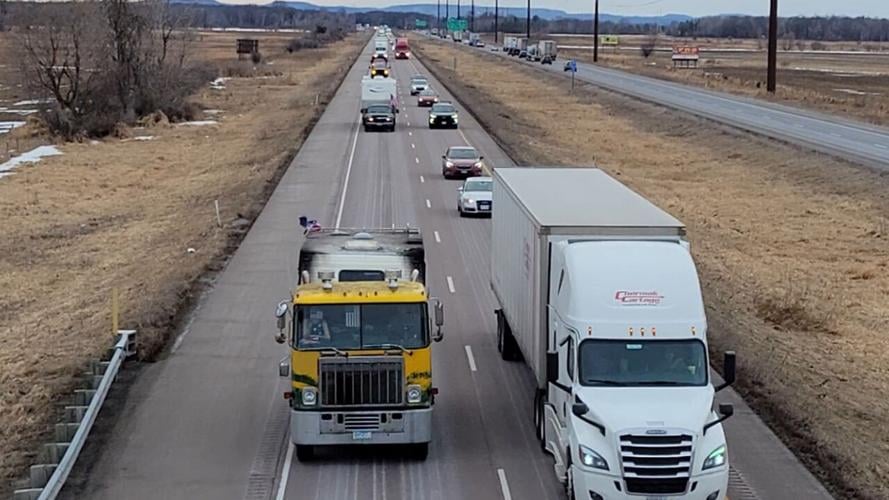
[551,37,889,126]
[0,30,366,494]
[414,35,889,500]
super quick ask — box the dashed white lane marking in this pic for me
[875,143,888,149]
[446,276,455,294]
[426,199,431,208]
[497,469,512,500]
[434,231,441,243]
[420,175,425,183]
[274,441,294,500]
[465,345,478,372]
[411,143,416,149]
[409,131,413,136]
[415,157,420,164]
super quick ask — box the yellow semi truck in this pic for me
[274,228,443,461]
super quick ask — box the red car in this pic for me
[417,89,439,107]
[442,146,485,179]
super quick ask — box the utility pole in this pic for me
[494,0,499,42]
[593,0,599,62]
[457,0,460,21]
[526,0,530,38]
[471,0,474,31]
[767,0,778,92]
[445,0,449,36]
[437,0,441,34]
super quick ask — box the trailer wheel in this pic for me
[497,311,520,361]
[295,445,314,462]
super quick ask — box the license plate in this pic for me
[479,202,491,209]
[352,431,372,441]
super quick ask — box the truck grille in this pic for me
[319,357,403,407]
[344,414,382,431]
[620,433,692,495]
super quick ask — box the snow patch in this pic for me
[833,88,882,96]
[204,109,223,115]
[0,107,38,116]
[0,121,26,135]
[0,145,63,178]
[13,99,52,106]
[181,120,218,126]
[210,77,230,90]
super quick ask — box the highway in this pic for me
[464,38,889,171]
[67,39,833,500]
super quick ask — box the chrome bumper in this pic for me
[291,408,432,445]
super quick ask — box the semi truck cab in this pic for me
[275,228,444,461]
[541,240,735,500]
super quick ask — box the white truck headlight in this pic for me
[301,387,318,406]
[406,384,422,404]
[703,444,726,470]
[579,445,609,471]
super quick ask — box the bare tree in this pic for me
[640,31,659,58]
[19,2,103,137]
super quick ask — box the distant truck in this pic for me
[451,30,463,43]
[490,167,737,500]
[538,40,557,64]
[504,36,518,55]
[468,33,483,47]
[516,38,529,57]
[395,37,411,59]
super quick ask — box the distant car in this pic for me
[457,176,493,216]
[563,61,572,71]
[428,102,458,129]
[371,53,388,64]
[442,146,484,178]
[476,40,486,48]
[362,103,396,132]
[410,77,429,95]
[518,50,528,59]
[417,89,439,107]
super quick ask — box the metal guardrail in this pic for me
[14,330,136,500]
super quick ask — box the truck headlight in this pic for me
[406,384,422,404]
[703,445,726,470]
[301,387,318,406]
[579,445,608,471]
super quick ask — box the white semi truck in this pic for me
[491,167,737,500]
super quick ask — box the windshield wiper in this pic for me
[623,380,686,386]
[364,343,414,356]
[318,347,349,358]
[583,379,623,386]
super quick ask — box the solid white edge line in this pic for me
[434,230,440,243]
[446,276,455,294]
[497,468,512,500]
[464,345,478,372]
[334,115,361,229]
[426,199,431,208]
[274,440,294,500]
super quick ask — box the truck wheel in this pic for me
[534,388,546,447]
[295,445,314,462]
[409,442,429,460]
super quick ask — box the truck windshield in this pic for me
[296,303,428,350]
[578,339,707,387]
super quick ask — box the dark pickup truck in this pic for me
[362,103,397,132]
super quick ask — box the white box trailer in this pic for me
[490,167,737,500]
[361,76,397,111]
[538,40,557,63]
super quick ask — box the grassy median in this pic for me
[414,35,889,499]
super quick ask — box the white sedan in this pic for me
[457,177,493,217]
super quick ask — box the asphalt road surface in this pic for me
[68,39,833,500]
[462,38,889,171]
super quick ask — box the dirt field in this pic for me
[487,33,889,126]
[414,35,889,500]
[0,30,366,493]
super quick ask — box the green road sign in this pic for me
[446,17,468,31]
[415,19,428,28]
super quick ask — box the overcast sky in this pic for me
[233,0,889,17]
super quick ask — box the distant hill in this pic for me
[171,0,222,5]
[221,1,691,24]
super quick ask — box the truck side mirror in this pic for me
[704,402,735,435]
[572,402,589,417]
[715,351,736,392]
[432,298,444,342]
[275,301,288,343]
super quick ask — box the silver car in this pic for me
[457,177,493,217]
[410,77,429,95]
